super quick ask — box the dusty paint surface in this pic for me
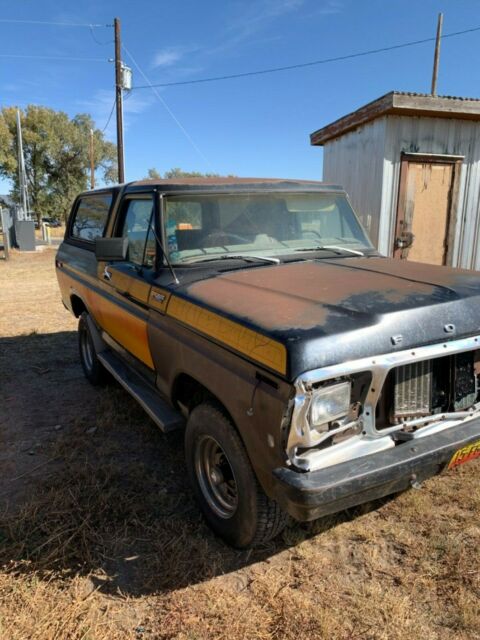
[182,257,480,332]
[177,256,480,377]
[360,257,480,290]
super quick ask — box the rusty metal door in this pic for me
[394,156,459,265]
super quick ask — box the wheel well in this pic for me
[70,294,87,318]
[172,373,235,424]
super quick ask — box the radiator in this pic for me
[393,360,433,420]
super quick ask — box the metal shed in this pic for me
[310,91,480,269]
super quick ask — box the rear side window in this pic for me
[71,193,112,241]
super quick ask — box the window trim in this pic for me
[66,190,115,251]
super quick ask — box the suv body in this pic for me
[56,178,480,547]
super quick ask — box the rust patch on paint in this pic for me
[182,259,466,332]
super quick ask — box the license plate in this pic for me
[448,439,480,470]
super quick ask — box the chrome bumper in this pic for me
[288,333,480,471]
[275,416,480,521]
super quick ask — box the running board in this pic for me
[98,350,184,433]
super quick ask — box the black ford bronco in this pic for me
[56,178,480,547]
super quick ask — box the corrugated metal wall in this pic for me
[323,117,386,245]
[322,114,480,270]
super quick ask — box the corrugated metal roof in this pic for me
[392,91,480,102]
[310,91,480,146]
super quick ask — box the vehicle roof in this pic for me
[80,177,345,197]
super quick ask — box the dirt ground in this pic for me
[0,248,479,640]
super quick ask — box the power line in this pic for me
[0,19,107,27]
[0,53,107,62]
[101,97,117,133]
[132,24,480,90]
[0,18,112,60]
[89,25,113,46]
[122,43,213,170]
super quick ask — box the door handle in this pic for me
[120,290,149,310]
[395,231,414,250]
[103,266,112,281]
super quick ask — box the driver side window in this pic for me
[120,198,155,268]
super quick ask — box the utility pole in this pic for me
[431,12,443,96]
[16,109,30,219]
[114,17,125,183]
[89,129,95,189]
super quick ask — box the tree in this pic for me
[164,168,221,179]
[145,167,226,179]
[146,168,161,179]
[0,106,117,223]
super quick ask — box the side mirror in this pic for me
[95,236,128,261]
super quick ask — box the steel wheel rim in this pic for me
[194,435,238,519]
[80,325,94,372]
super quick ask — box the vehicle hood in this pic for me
[177,257,480,380]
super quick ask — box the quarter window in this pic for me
[120,199,155,267]
[71,193,112,241]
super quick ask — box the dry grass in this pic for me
[0,246,76,337]
[0,249,479,639]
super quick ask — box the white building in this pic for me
[310,91,480,269]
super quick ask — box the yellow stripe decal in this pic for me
[167,296,287,375]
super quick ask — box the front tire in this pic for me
[78,312,107,386]
[185,402,287,548]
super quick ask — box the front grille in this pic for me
[376,350,479,429]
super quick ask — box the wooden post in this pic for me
[431,13,443,96]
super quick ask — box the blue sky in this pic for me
[1,0,480,192]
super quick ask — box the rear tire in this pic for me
[185,402,287,548]
[78,312,107,386]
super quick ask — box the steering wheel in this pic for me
[301,229,322,240]
[202,230,250,246]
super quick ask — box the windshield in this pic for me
[164,192,373,263]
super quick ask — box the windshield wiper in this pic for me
[186,254,281,265]
[323,245,364,256]
[294,245,364,257]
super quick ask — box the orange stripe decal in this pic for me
[60,269,154,369]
